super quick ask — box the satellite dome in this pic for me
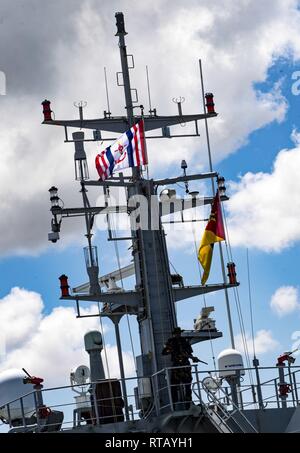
[217,349,245,378]
[0,369,36,422]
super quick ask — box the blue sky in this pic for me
[1,0,300,395]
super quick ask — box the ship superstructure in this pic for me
[1,12,300,434]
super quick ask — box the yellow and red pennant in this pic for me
[198,190,225,285]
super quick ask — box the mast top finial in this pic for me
[115,12,127,36]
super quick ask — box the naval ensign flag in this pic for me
[198,190,225,285]
[95,120,147,180]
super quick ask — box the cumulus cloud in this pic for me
[235,329,279,355]
[0,287,135,387]
[270,286,300,317]
[226,140,300,252]
[290,127,300,145]
[0,0,300,255]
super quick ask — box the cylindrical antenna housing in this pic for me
[73,132,89,181]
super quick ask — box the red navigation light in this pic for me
[59,274,70,297]
[205,93,215,114]
[41,99,53,121]
[227,262,237,285]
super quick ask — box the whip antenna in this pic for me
[104,67,111,117]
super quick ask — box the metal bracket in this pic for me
[116,71,124,86]
[127,54,135,69]
[131,88,138,103]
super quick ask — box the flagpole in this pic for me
[199,59,235,349]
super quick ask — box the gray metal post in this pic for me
[84,331,105,382]
[288,364,296,407]
[33,391,41,432]
[150,374,160,416]
[6,404,12,427]
[229,379,239,409]
[165,368,174,412]
[292,371,299,404]
[112,316,130,421]
[253,358,264,410]
[92,383,100,425]
[194,365,203,405]
[20,397,26,428]
[274,379,280,408]
[278,364,288,409]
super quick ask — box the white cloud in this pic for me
[226,142,300,251]
[1,0,300,255]
[235,329,279,355]
[290,127,300,145]
[0,288,135,388]
[270,286,300,317]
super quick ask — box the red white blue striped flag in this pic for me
[95,120,147,180]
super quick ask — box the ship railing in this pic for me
[151,365,203,414]
[151,365,257,432]
[226,366,300,410]
[191,364,300,411]
[236,367,300,409]
[0,374,159,432]
[151,364,300,421]
[2,364,300,432]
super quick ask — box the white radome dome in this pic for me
[217,349,245,378]
[0,369,36,421]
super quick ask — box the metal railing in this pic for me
[1,364,300,432]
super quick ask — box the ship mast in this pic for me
[44,12,239,412]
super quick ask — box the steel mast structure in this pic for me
[44,12,238,413]
[4,11,300,436]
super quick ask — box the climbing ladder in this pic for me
[195,383,258,433]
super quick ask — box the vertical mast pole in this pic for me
[112,316,130,421]
[199,59,235,349]
[114,14,177,409]
[115,12,134,127]
[115,12,140,181]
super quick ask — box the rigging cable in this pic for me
[191,205,217,370]
[221,203,250,363]
[199,58,257,406]
[221,201,257,395]
[106,197,138,374]
[218,208,253,373]
[247,249,257,359]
